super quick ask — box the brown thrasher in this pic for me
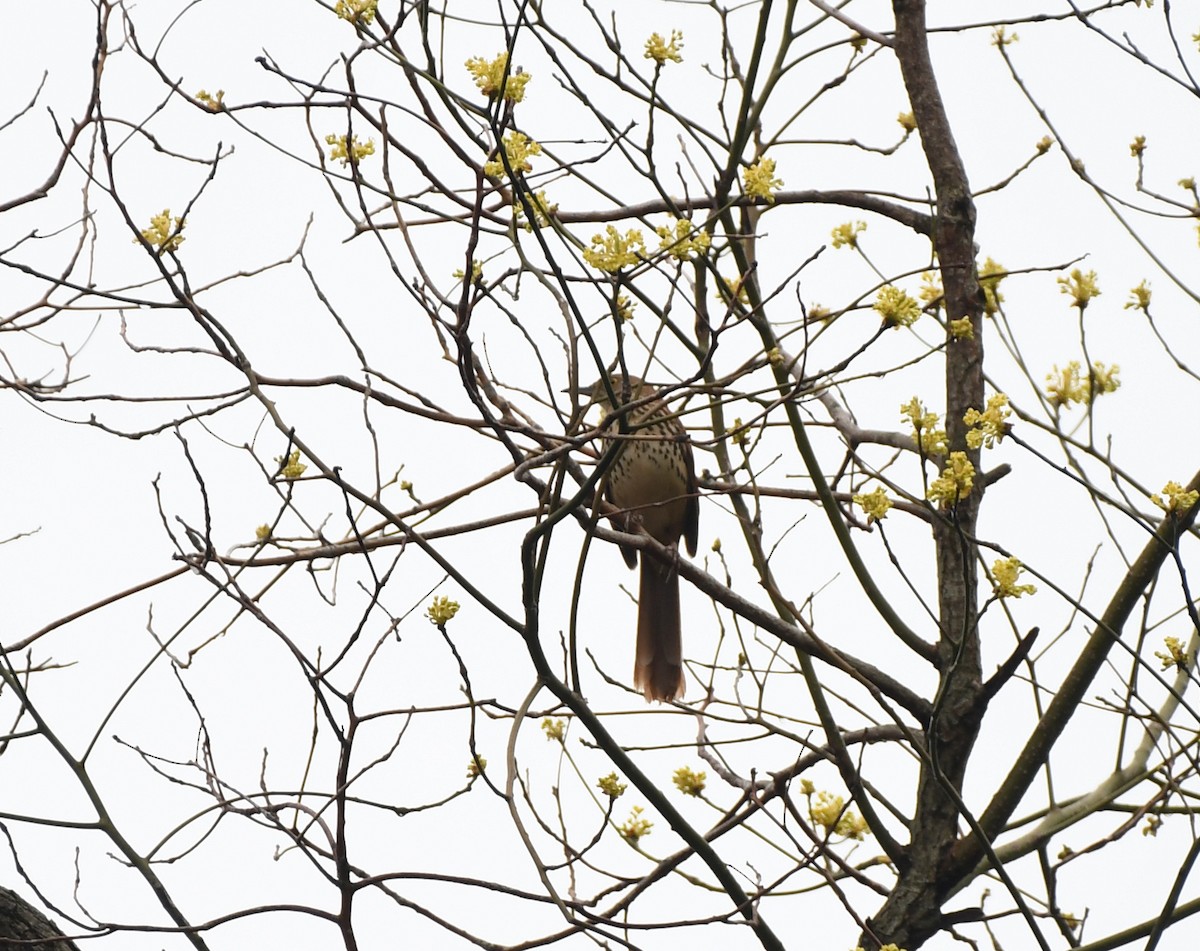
[584,375,698,702]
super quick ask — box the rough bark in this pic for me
[0,888,79,951]
[860,2,986,947]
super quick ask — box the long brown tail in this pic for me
[635,558,685,702]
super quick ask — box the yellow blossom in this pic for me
[1057,268,1100,309]
[465,53,531,103]
[618,805,653,844]
[597,772,627,798]
[809,790,866,840]
[582,225,646,271]
[426,595,461,625]
[927,452,975,504]
[767,347,783,366]
[1045,361,1120,407]
[335,0,377,23]
[1151,481,1199,516]
[729,417,749,448]
[919,271,943,308]
[963,393,1011,449]
[949,317,974,339]
[897,111,917,133]
[853,487,892,523]
[484,130,541,178]
[1180,177,1196,191]
[992,557,1037,598]
[1155,635,1189,671]
[513,189,557,230]
[276,450,307,480]
[717,275,750,305]
[1090,362,1120,396]
[644,30,684,65]
[325,133,375,167]
[196,89,224,112]
[901,397,947,456]
[1143,815,1163,837]
[615,294,636,321]
[874,285,922,328]
[541,717,567,742]
[743,157,783,203]
[452,260,483,283]
[808,303,831,321]
[135,209,185,253]
[978,257,1007,314]
[466,756,487,778]
[831,220,867,249]
[255,524,272,541]
[1130,135,1147,157]
[991,26,1019,46]
[1125,280,1152,312]
[1036,136,1054,154]
[672,766,707,797]
[655,217,711,260]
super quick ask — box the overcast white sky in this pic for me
[3,2,1200,949]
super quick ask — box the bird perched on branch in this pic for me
[582,375,698,702]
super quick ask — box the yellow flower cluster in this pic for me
[582,225,646,271]
[597,772,627,798]
[1155,635,1189,671]
[465,53,531,103]
[831,220,867,249]
[644,30,684,65]
[717,275,750,305]
[484,130,541,178]
[255,524,272,541]
[1057,268,1101,309]
[853,486,892,523]
[276,450,307,480]
[452,260,483,283]
[964,393,1011,449]
[655,217,711,260]
[335,0,377,23]
[541,717,566,742]
[325,133,375,167]
[513,189,557,230]
[808,790,868,840]
[618,805,653,843]
[1125,280,1152,312]
[672,766,707,797]
[743,157,783,203]
[1130,135,1147,157]
[426,595,461,625]
[1151,480,1199,515]
[978,257,1007,314]
[897,112,917,132]
[136,209,185,253]
[948,317,974,339]
[1044,361,1120,407]
[901,397,947,457]
[991,26,1019,46]
[919,271,942,308]
[195,89,224,112]
[992,557,1036,599]
[466,756,487,778]
[874,285,922,328]
[927,452,975,505]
